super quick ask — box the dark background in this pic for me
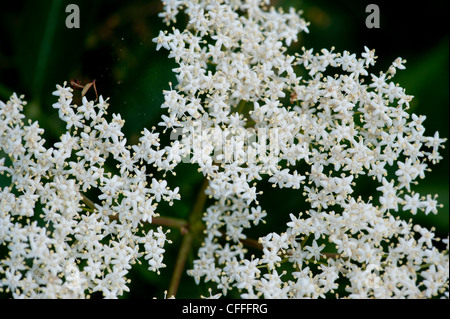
[0,0,448,298]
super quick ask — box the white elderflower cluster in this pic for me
[0,0,447,300]
[0,86,179,298]
[154,0,449,298]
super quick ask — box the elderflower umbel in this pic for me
[153,0,449,298]
[0,86,179,298]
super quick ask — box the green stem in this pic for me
[322,252,340,259]
[236,99,247,113]
[188,178,209,234]
[81,193,189,231]
[300,235,309,248]
[168,178,209,297]
[167,231,194,298]
[81,193,96,210]
[219,229,262,250]
[152,216,189,234]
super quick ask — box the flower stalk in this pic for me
[168,178,209,297]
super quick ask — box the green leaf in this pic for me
[32,0,65,100]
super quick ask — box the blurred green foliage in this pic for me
[0,0,448,298]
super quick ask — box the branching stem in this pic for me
[168,178,209,297]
